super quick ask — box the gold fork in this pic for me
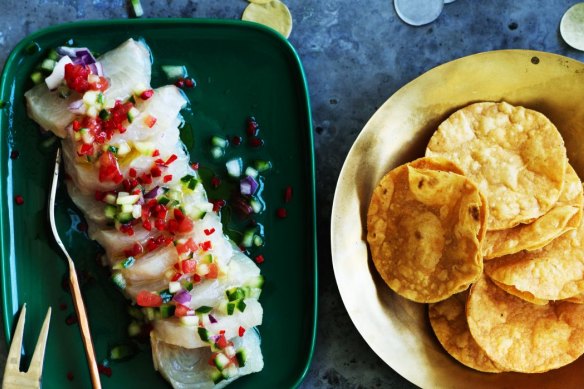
[2,304,51,389]
[49,147,102,388]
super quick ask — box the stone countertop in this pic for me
[1,1,583,388]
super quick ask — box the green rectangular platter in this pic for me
[0,19,317,389]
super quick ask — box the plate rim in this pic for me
[330,49,584,388]
[0,18,318,389]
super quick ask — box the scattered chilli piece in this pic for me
[65,314,78,326]
[284,186,293,202]
[152,149,160,157]
[10,150,19,160]
[212,199,226,212]
[255,255,265,264]
[191,162,199,170]
[66,371,74,381]
[140,89,154,100]
[14,195,24,205]
[184,78,195,88]
[276,207,287,219]
[204,228,216,236]
[231,136,242,146]
[163,174,173,183]
[246,116,259,136]
[248,136,264,148]
[97,363,112,377]
[239,326,246,337]
[211,176,221,188]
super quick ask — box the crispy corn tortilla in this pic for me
[485,212,584,302]
[490,278,549,306]
[483,164,583,259]
[367,157,486,303]
[242,0,293,38]
[467,276,584,373]
[426,101,566,231]
[429,290,504,373]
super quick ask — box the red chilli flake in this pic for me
[10,150,19,160]
[211,176,221,188]
[191,162,199,170]
[14,195,24,205]
[152,149,160,157]
[163,174,173,183]
[276,207,287,219]
[204,228,215,236]
[97,363,112,377]
[246,117,259,136]
[255,255,265,264]
[185,78,195,88]
[65,314,78,326]
[248,137,264,148]
[140,89,154,100]
[166,154,178,165]
[284,186,293,202]
[239,326,246,337]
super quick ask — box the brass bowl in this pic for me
[331,50,584,389]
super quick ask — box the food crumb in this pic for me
[10,150,19,160]
[14,195,24,205]
[276,207,287,219]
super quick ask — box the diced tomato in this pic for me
[215,335,228,349]
[64,63,90,93]
[98,151,123,184]
[136,290,162,307]
[200,241,212,251]
[144,115,157,128]
[174,304,189,317]
[254,255,265,264]
[191,162,199,170]
[72,120,81,131]
[170,272,182,282]
[166,154,178,165]
[176,238,197,255]
[163,174,172,183]
[208,353,218,366]
[238,326,246,337]
[150,166,162,177]
[177,218,193,233]
[206,263,219,279]
[154,219,166,231]
[140,89,154,100]
[142,219,152,231]
[129,168,137,178]
[77,143,94,156]
[166,219,179,234]
[192,274,202,283]
[123,242,143,258]
[181,259,197,274]
[174,209,185,222]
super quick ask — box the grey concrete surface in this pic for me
[1,1,584,388]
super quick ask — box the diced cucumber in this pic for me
[253,234,264,247]
[30,71,43,84]
[159,304,176,319]
[241,227,256,248]
[253,160,272,172]
[236,349,247,367]
[244,166,259,178]
[181,280,193,291]
[103,193,117,205]
[133,141,155,155]
[227,302,235,316]
[226,158,243,177]
[132,204,142,219]
[226,288,245,302]
[143,307,156,321]
[211,135,228,148]
[121,204,134,214]
[86,106,98,118]
[179,315,199,326]
[157,196,170,205]
[167,189,182,201]
[200,253,213,264]
[211,370,224,385]
[224,345,236,358]
[247,275,265,289]
[99,109,111,120]
[249,196,264,213]
[168,281,181,293]
[117,141,131,156]
[161,65,187,80]
[80,128,94,144]
[214,353,230,371]
[127,321,141,337]
[211,146,225,159]
[40,58,56,72]
[83,90,99,105]
[222,365,238,379]
[109,344,135,361]
[111,271,126,289]
[195,306,213,314]
[117,212,133,224]
[132,82,147,96]
[116,194,140,205]
[127,107,140,123]
[104,205,117,220]
[47,49,59,61]
[237,300,247,313]
[197,327,209,342]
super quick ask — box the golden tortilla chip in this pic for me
[429,290,505,373]
[483,164,583,259]
[242,0,293,38]
[467,276,584,373]
[485,212,584,302]
[489,278,549,306]
[426,101,566,231]
[367,157,486,303]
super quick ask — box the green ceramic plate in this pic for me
[0,19,316,389]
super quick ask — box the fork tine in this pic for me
[26,307,52,381]
[5,304,26,371]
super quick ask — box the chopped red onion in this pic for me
[56,47,97,66]
[144,186,163,200]
[67,99,85,114]
[173,289,191,304]
[88,62,104,76]
[208,314,217,324]
[240,176,259,195]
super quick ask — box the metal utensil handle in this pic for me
[49,148,102,389]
